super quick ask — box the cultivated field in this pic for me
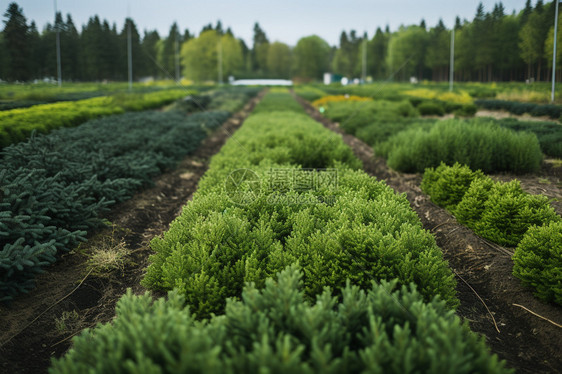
[0,81,561,374]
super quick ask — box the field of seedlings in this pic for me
[4,0,562,371]
[0,81,560,374]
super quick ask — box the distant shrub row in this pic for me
[475,99,562,119]
[403,88,474,105]
[294,86,327,102]
[411,99,477,117]
[318,99,418,136]
[488,117,562,159]
[51,266,510,374]
[421,163,561,305]
[377,119,543,174]
[312,94,372,107]
[0,89,189,148]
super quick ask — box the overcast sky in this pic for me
[3,0,529,46]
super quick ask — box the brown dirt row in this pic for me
[0,92,264,374]
[295,94,562,374]
[475,109,559,123]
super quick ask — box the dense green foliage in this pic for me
[252,91,306,114]
[456,179,561,246]
[487,118,562,159]
[2,2,561,83]
[0,91,104,111]
[475,99,562,119]
[181,30,243,81]
[0,89,189,148]
[0,82,196,110]
[354,118,434,146]
[512,222,562,305]
[417,101,445,116]
[294,86,327,102]
[319,99,418,136]
[377,119,543,174]
[0,108,230,302]
[168,87,260,113]
[206,87,261,112]
[51,266,510,374]
[421,163,485,211]
[142,93,457,318]
[422,164,561,247]
[292,35,331,80]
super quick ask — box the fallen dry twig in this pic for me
[512,304,562,328]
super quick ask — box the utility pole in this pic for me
[362,37,367,83]
[54,0,62,87]
[449,25,455,92]
[217,39,223,84]
[551,0,560,103]
[175,27,180,82]
[127,4,132,92]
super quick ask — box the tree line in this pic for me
[0,1,560,82]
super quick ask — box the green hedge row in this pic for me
[422,163,562,305]
[487,118,562,159]
[421,163,560,247]
[409,98,477,117]
[252,91,306,114]
[0,89,190,148]
[319,99,418,136]
[377,119,543,174]
[51,266,511,374]
[142,94,458,318]
[0,109,231,302]
[0,91,108,111]
[475,99,562,119]
[294,86,327,102]
[169,87,261,114]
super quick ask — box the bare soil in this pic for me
[296,94,562,374]
[0,93,264,374]
[475,109,560,123]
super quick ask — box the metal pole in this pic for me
[175,28,180,82]
[217,39,223,84]
[54,0,62,87]
[362,37,367,82]
[449,26,455,92]
[127,18,132,92]
[551,0,559,103]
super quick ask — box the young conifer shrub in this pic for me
[51,266,512,374]
[422,163,561,247]
[381,120,542,174]
[512,222,562,305]
[456,179,561,246]
[421,162,485,211]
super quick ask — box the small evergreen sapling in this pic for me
[512,222,562,305]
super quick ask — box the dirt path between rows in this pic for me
[295,94,562,374]
[0,92,264,374]
[475,109,560,123]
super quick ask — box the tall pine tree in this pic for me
[2,2,30,81]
